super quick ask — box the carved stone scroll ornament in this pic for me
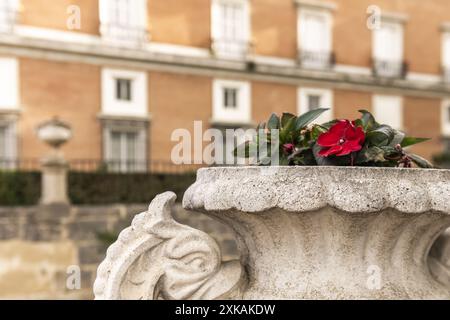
[93,192,246,300]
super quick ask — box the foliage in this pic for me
[0,171,41,206]
[433,152,450,169]
[68,172,196,204]
[234,109,433,168]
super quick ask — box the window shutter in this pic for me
[443,33,450,67]
[374,22,403,62]
[99,0,111,29]
[211,1,223,41]
[6,122,16,161]
[300,10,330,53]
[137,129,147,171]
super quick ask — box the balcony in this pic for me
[0,1,17,33]
[212,38,249,60]
[372,59,408,79]
[100,23,148,44]
[298,50,335,70]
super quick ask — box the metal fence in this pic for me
[298,50,336,70]
[372,59,408,79]
[0,158,204,174]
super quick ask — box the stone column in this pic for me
[41,155,69,205]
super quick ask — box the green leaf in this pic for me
[365,146,386,163]
[311,125,328,140]
[408,153,434,168]
[295,108,330,130]
[280,116,296,142]
[267,114,280,130]
[358,110,377,131]
[401,137,430,148]
[233,141,257,158]
[366,125,395,146]
[389,130,406,147]
[281,113,296,127]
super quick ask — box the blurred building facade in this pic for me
[0,0,449,171]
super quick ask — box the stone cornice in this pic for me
[183,166,450,214]
[1,31,450,98]
[294,0,337,11]
[380,11,409,24]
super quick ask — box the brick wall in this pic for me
[20,0,100,35]
[148,0,211,48]
[252,0,297,59]
[19,58,102,161]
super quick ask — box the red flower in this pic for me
[317,120,365,157]
[282,143,295,155]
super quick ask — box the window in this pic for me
[101,69,148,117]
[99,0,148,43]
[0,121,17,169]
[213,79,251,124]
[224,88,238,109]
[442,100,450,137]
[307,95,321,110]
[103,120,147,173]
[116,78,132,101]
[298,7,333,69]
[373,20,405,77]
[0,58,18,110]
[0,0,17,33]
[298,88,333,124]
[372,95,403,130]
[442,32,450,83]
[211,0,250,59]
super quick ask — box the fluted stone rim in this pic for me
[182,166,450,214]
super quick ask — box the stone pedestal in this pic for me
[94,167,450,300]
[41,156,69,205]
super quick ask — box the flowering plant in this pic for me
[235,109,433,168]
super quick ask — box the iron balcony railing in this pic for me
[298,50,336,70]
[212,38,249,59]
[372,59,409,79]
[100,23,149,43]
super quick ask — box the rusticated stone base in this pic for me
[0,203,238,299]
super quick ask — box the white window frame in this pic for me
[442,31,450,82]
[442,99,450,137]
[297,7,332,66]
[372,95,403,130]
[372,20,404,63]
[101,68,148,117]
[0,0,18,33]
[99,0,148,44]
[0,120,17,168]
[298,87,333,124]
[211,0,250,60]
[372,17,405,78]
[212,79,251,124]
[0,58,19,111]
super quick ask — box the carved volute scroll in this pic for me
[93,192,246,300]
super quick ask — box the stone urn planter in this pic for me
[94,166,450,300]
